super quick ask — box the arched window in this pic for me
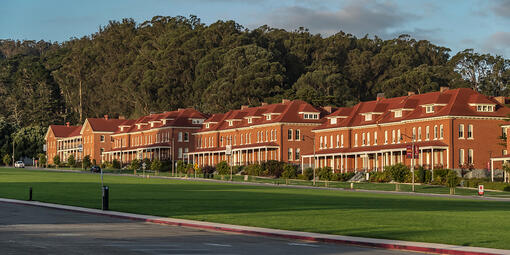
[288,129,293,140]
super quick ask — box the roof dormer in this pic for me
[161,118,174,125]
[299,112,319,120]
[390,108,413,118]
[469,103,496,112]
[226,119,242,127]
[190,118,205,124]
[420,103,446,114]
[360,112,382,121]
[326,116,348,125]
[119,125,130,132]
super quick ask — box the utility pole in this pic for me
[12,135,15,167]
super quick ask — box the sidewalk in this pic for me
[23,167,510,202]
[0,197,507,255]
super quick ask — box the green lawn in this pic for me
[1,168,509,250]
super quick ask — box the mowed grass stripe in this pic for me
[0,168,508,249]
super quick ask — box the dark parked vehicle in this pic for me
[90,166,101,173]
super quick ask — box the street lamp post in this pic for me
[400,133,415,192]
[303,134,316,185]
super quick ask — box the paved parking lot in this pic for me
[0,202,421,255]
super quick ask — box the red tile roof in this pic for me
[189,142,280,153]
[317,88,510,130]
[86,118,132,132]
[113,108,209,134]
[49,125,82,138]
[199,100,324,132]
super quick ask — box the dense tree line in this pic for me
[0,15,509,160]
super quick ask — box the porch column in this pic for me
[354,154,358,170]
[491,159,494,182]
[446,147,450,169]
[431,148,435,170]
[375,153,378,171]
[420,148,423,166]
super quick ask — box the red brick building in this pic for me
[103,108,208,164]
[186,100,326,167]
[45,123,82,165]
[303,87,510,172]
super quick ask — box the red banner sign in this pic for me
[406,145,419,159]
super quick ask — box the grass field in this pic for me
[1,168,509,249]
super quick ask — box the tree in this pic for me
[53,155,60,167]
[3,153,11,166]
[216,161,229,176]
[150,158,163,172]
[67,154,76,168]
[386,163,410,191]
[37,153,46,167]
[111,159,121,169]
[12,125,46,159]
[83,155,91,169]
[446,171,460,195]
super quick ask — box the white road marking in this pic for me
[203,243,232,247]
[104,244,179,247]
[288,242,320,248]
[52,233,83,236]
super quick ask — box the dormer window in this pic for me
[475,104,495,112]
[191,119,204,124]
[365,114,372,121]
[426,106,434,113]
[303,113,319,119]
[247,118,252,124]
[394,110,402,118]
[206,123,210,128]
[331,118,337,124]
[150,122,154,128]
[266,115,271,120]
[228,120,233,126]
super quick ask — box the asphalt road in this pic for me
[0,202,423,255]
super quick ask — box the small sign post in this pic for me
[478,185,484,196]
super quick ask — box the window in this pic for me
[247,118,252,124]
[459,124,464,138]
[257,132,260,143]
[374,132,378,145]
[412,127,416,140]
[240,134,244,145]
[354,134,358,147]
[341,134,344,147]
[184,132,189,142]
[295,148,300,160]
[365,114,372,121]
[467,124,473,138]
[426,126,430,140]
[336,135,340,148]
[440,125,444,139]
[362,133,366,146]
[468,149,474,164]
[303,113,319,119]
[320,136,323,148]
[206,123,210,128]
[100,135,105,142]
[426,105,434,113]
[178,148,183,159]
[459,149,464,165]
[434,125,438,139]
[394,110,402,118]
[324,135,328,148]
[367,132,371,146]
[178,132,183,142]
[476,105,495,112]
[266,115,271,120]
[331,118,337,124]
[392,130,396,144]
[192,119,203,124]
[384,131,388,144]
[330,136,333,148]
[220,137,224,147]
[266,131,268,142]
[288,148,293,161]
[228,121,233,126]
[288,129,293,140]
[295,129,300,141]
[418,127,422,140]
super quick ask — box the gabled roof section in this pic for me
[47,125,82,139]
[197,100,324,132]
[315,88,510,131]
[113,108,208,134]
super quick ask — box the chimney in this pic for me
[282,99,290,104]
[494,96,506,105]
[104,115,109,120]
[408,91,415,96]
[440,86,449,93]
[376,93,385,102]
[66,122,70,127]
[118,115,125,120]
[323,106,333,114]
[241,105,249,110]
[261,102,268,106]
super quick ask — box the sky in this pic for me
[1,0,509,58]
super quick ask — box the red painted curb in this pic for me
[0,199,501,255]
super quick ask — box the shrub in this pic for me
[262,160,284,178]
[386,163,410,183]
[128,159,141,171]
[245,164,263,176]
[150,159,163,171]
[83,155,91,169]
[52,155,60,167]
[216,161,230,175]
[111,159,121,169]
[415,166,432,183]
[301,168,314,180]
[317,167,332,181]
[67,155,76,168]
[282,164,298,179]
[202,165,215,176]
[370,171,392,183]
[38,153,47,166]
[176,160,187,174]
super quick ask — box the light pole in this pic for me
[12,135,15,167]
[400,133,415,192]
[303,134,316,185]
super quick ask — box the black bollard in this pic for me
[102,186,109,210]
[29,187,32,201]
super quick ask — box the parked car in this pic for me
[14,161,25,168]
[90,166,101,173]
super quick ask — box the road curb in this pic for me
[0,198,507,255]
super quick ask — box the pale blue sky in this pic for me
[1,0,509,57]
